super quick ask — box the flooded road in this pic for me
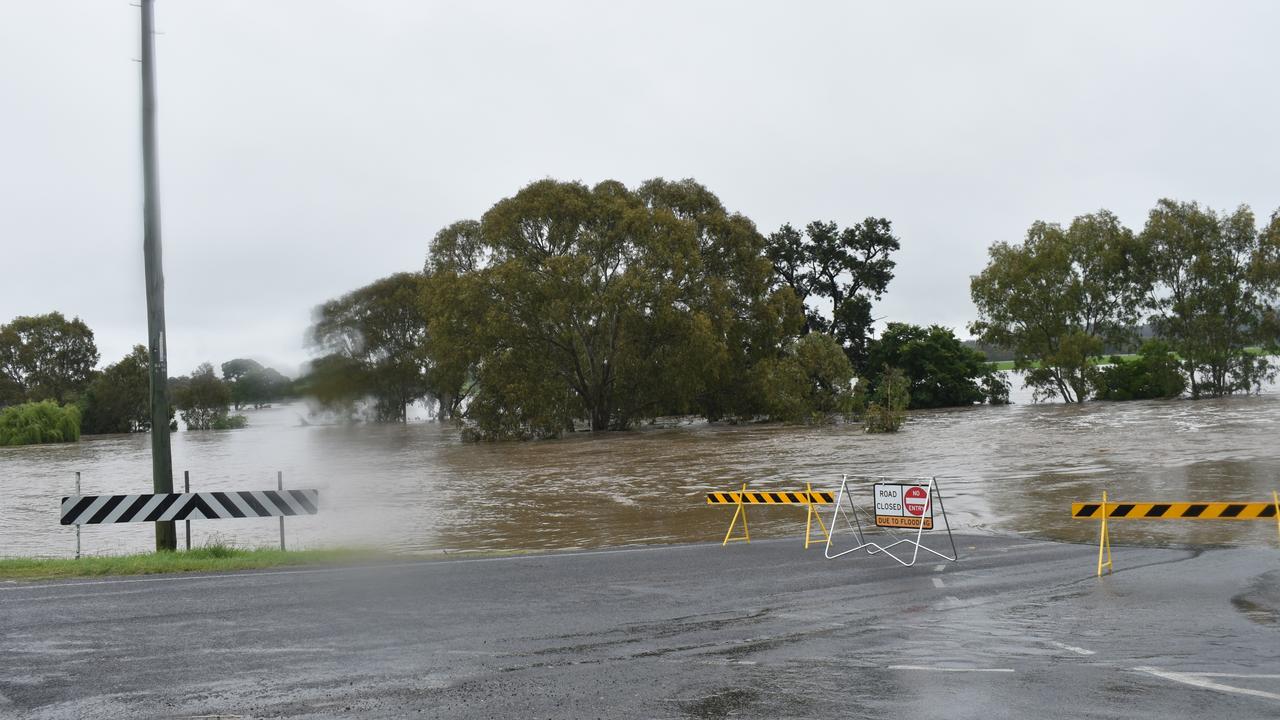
[2,383,1278,558]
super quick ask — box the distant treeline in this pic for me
[301,178,1007,439]
[0,312,294,445]
[970,201,1280,402]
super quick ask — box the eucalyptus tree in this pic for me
[764,218,900,369]
[1139,200,1280,397]
[424,178,800,438]
[969,211,1144,402]
[0,312,100,405]
[310,272,433,422]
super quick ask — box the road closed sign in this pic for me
[873,483,934,530]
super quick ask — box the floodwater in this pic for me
[2,381,1279,558]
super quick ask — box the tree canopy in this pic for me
[969,211,1144,402]
[0,312,100,406]
[80,345,153,435]
[419,178,803,438]
[865,323,1008,408]
[308,272,434,422]
[765,219,900,369]
[1140,201,1280,397]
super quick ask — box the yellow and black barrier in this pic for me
[708,483,833,548]
[1073,490,1280,577]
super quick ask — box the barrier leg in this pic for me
[1273,490,1279,545]
[804,482,830,549]
[1097,490,1112,577]
[722,483,750,545]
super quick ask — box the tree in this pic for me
[1139,200,1280,397]
[1095,341,1186,401]
[423,178,799,438]
[765,218,900,369]
[863,366,909,433]
[171,363,234,430]
[221,358,291,409]
[0,312,100,405]
[757,333,861,423]
[865,324,1008,408]
[80,345,154,434]
[970,211,1144,402]
[310,273,433,422]
[0,401,81,446]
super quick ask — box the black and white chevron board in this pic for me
[60,489,320,526]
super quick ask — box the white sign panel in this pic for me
[872,483,934,530]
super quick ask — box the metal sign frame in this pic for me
[824,474,958,566]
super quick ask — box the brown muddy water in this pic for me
[2,384,1279,558]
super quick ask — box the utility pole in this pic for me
[141,0,176,551]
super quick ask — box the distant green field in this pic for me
[987,347,1267,372]
[988,355,1137,371]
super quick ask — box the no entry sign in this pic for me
[873,483,934,530]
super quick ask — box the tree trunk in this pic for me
[590,405,611,432]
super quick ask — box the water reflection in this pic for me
[1,387,1278,558]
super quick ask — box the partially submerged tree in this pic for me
[80,345,154,434]
[0,312,100,406]
[865,323,1008,408]
[1094,341,1186,401]
[757,333,861,423]
[310,272,433,422]
[1139,200,1280,397]
[863,367,909,433]
[424,178,799,438]
[221,358,291,409]
[171,363,236,430]
[970,211,1144,402]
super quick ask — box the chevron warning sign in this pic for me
[60,490,320,525]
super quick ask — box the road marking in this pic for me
[1134,667,1280,702]
[1049,641,1095,656]
[1193,673,1280,679]
[888,665,1014,673]
[933,564,945,572]
[932,578,945,588]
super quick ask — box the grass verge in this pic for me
[0,545,372,581]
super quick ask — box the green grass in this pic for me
[987,347,1269,372]
[0,545,373,581]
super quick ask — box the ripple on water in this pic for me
[2,389,1279,556]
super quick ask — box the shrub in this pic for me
[758,334,862,423]
[1095,341,1186,401]
[0,401,82,446]
[863,367,909,433]
[209,414,248,430]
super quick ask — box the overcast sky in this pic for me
[3,1,1277,377]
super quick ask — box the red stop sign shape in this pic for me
[903,486,930,516]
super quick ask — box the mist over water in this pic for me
[2,379,1278,558]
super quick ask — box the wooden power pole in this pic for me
[141,0,176,551]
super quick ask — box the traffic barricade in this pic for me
[706,483,834,548]
[1072,490,1280,576]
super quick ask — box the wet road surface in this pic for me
[1,534,1278,718]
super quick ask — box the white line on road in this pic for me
[1193,673,1280,679]
[933,564,946,572]
[932,577,945,588]
[1049,641,1095,656]
[1134,667,1280,702]
[888,665,1014,673]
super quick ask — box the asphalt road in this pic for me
[1,532,1278,719]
